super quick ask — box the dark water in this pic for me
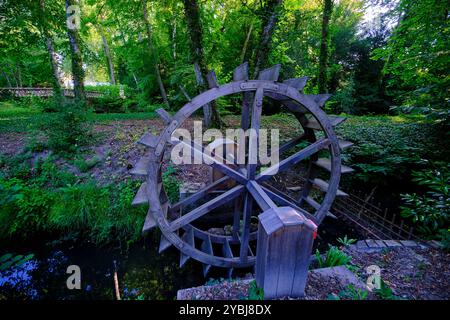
[0,216,361,300]
[0,236,207,300]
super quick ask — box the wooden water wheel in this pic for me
[130,63,354,277]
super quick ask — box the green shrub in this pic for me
[163,165,180,203]
[44,101,92,154]
[315,245,352,268]
[0,178,54,237]
[400,163,449,237]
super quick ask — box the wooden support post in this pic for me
[256,207,317,299]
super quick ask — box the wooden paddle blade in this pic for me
[159,235,172,253]
[233,62,249,81]
[283,76,308,91]
[206,70,219,88]
[258,64,281,81]
[137,132,159,148]
[155,108,172,125]
[129,156,150,176]
[132,182,148,206]
[313,158,355,174]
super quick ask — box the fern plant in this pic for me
[315,245,352,268]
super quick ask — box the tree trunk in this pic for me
[182,0,222,128]
[65,0,85,102]
[253,0,283,77]
[2,71,12,87]
[98,24,116,85]
[40,0,63,99]
[318,0,333,93]
[240,22,253,63]
[141,0,170,109]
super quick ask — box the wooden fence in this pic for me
[0,87,103,98]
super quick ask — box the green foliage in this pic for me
[163,165,180,203]
[0,156,146,245]
[44,101,92,155]
[372,0,449,120]
[315,245,352,268]
[374,279,400,300]
[337,235,357,247]
[335,115,446,185]
[0,253,34,272]
[328,284,368,300]
[400,163,450,237]
[247,280,264,300]
[74,156,101,173]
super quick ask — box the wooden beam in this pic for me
[258,64,281,81]
[247,87,264,179]
[170,176,230,214]
[256,138,331,182]
[260,184,316,222]
[246,181,277,211]
[168,185,245,232]
[155,108,172,125]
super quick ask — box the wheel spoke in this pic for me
[174,137,247,185]
[239,192,254,261]
[256,138,330,182]
[260,183,316,222]
[247,87,264,179]
[170,175,230,214]
[168,185,245,232]
[246,181,277,211]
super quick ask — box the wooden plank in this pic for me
[201,235,213,277]
[313,158,354,174]
[338,139,354,150]
[206,70,219,88]
[257,138,331,181]
[283,77,308,91]
[129,156,150,176]
[132,182,148,206]
[180,228,195,267]
[304,196,336,219]
[137,131,159,148]
[175,138,248,185]
[239,193,253,261]
[222,240,233,258]
[278,134,307,154]
[260,184,316,222]
[233,62,249,81]
[142,209,157,233]
[304,116,346,130]
[159,235,172,253]
[258,64,281,81]
[311,178,348,196]
[232,63,251,131]
[247,87,264,179]
[170,176,230,214]
[306,94,332,107]
[246,180,277,211]
[168,185,245,232]
[155,108,172,125]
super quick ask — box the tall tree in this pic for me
[318,0,333,93]
[65,0,85,102]
[99,25,116,85]
[253,0,284,77]
[141,0,170,109]
[182,0,222,128]
[39,0,63,100]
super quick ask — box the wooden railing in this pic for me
[0,87,103,98]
